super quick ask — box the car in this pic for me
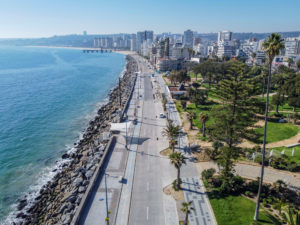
[118,176,123,183]
[159,113,166,118]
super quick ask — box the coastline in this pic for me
[9,55,138,225]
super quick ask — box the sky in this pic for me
[0,0,300,38]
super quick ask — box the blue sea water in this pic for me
[0,46,125,223]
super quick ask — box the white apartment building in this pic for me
[217,31,233,58]
[194,43,208,56]
[285,37,300,57]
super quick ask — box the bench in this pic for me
[285,143,300,148]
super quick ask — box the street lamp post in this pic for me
[125,114,128,149]
[104,173,109,225]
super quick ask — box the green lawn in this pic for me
[271,145,300,163]
[186,102,218,130]
[254,122,299,143]
[209,195,273,225]
[259,96,300,112]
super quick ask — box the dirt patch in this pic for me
[160,148,172,156]
[193,150,211,162]
[163,183,185,201]
[182,112,213,149]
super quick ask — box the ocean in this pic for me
[0,46,126,223]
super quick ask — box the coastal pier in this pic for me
[82,49,112,53]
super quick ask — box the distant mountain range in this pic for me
[0,31,299,47]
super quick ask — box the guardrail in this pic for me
[70,135,117,225]
[121,74,137,121]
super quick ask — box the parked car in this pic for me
[159,113,166,118]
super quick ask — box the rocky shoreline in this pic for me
[12,55,138,225]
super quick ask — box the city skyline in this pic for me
[1,0,300,38]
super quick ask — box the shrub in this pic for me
[247,180,259,193]
[254,154,268,165]
[202,168,216,181]
[172,179,182,191]
[245,191,251,197]
[219,180,231,194]
[211,177,222,188]
[232,175,245,193]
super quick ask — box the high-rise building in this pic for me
[217,30,233,58]
[285,37,300,57]
[164,37,170,58]
[130,38,137,52]
[183,29,194,48]
[217,30,232,42]
[136,30,154,53]
[194,37,201,46]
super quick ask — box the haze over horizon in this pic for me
[1,0,300,38]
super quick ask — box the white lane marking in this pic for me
[147,182,149,192]
[146,206,149,220]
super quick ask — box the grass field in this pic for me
[209,195,273,225]
[186,102,218,130]
[270,145,300,163]
[254,122,299,143]
[260,96,300,112]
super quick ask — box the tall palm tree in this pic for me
[169,152,186,189]
[162,120,180,152]
[187,111,196,130]
[181,201,195,225]
[199,112,209,137]
[251,52,257,65]
[254,33,285,221]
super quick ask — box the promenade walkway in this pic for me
[156,74,217,225]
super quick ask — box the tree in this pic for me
[188,88,208,106]
[296,59,300,70]
[191,82,201,89]
[251,52,257,65]
[254,33,285,221]
[187,111,196,130]
[162,120,181,153]
[271,93,285,113]
[181,201,195,225]
[283,206,300,225]
[169,152,186,189]
[199,112,209,137]
[287,58,294,68]
[181,100,187,109]
[285,73,300,112]
[209,60,255,191]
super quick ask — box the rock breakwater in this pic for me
[12,55,138,225]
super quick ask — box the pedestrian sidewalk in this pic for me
[182,177,215,225]
[115,75,144,225]
[156,73,216,225]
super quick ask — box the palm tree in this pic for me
[162,120,180,153]
[181,201,195,225]
[169,152,186,189]
[251,52,257,65]
[254,33,285,221]
[199,112,209,137]
[284,206,300,225]
[187,111,196,130]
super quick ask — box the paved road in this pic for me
[128,56,167,225]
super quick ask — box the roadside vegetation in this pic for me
[162,33,300,224]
